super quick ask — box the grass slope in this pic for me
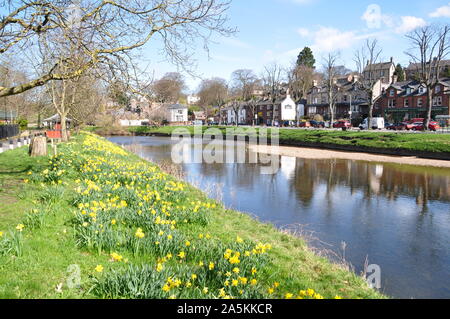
[0,134,383,299]
[126,126,450,154]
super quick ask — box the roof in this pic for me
[193,111,206,118]
[385,78,450,97]
[43,114,73,122]
[364,61,394,72]
[168,103,188,110]
[406,59,450,71]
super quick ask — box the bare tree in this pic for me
[230,69,257,101]
[323,52,340,125]
[0,0,234,97]
[405,25,450,129]
[197,77,228,122]
[354,39,382,130]
[153,72,186,103]
[262,63,283,125]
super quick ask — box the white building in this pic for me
[238,107,247,124]
[187,95,200,105]
[167,104,188,123]
[119,119,149,127]
[280,93,297,121]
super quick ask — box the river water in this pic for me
[108,136,450,299]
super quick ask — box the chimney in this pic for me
[390,57,394,64]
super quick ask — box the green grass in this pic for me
[0,134,384,299]
[124,126,450,154]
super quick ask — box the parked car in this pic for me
[310,120,325,128]
[412,121,441,131]
[385,123,396,130]
[298,121,312,128]
[404,118,425,130]
[333,121,352,129]
[359,117,385,130]
[390,122,408,131]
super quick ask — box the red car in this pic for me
[298,121,312,128]
[412,121,441,131]
[333,121,352,129]
[405,118,425,130]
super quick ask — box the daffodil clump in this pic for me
[0,224,25,257]
[20,132,339,299]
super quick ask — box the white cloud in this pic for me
[361,4,395,29]
[395,16,427,34]
[310,27,357,52]
[297,28,310,37]
[429,3,450,18]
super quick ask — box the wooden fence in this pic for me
[0,125,19,140]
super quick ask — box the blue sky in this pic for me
[141,0,450,92]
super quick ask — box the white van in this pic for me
[359,117,385,130]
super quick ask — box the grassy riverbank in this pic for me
[0,133,383,299]
[123,126,450,155]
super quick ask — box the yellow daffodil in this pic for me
[95,265,104,273]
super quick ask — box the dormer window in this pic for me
[435,85,441,93]
[419,87,426,94]
[389,89,395,97]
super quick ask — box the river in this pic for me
[107,135,450,299]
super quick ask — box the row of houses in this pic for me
[374,78,450,122]
[219,58,450,126]
[220,91,299,126]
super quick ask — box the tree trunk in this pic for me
[368,106,373,131]
[29,136,47,157]
[330,107,335,129]
[60,112,69,141]
[425,88,433,130]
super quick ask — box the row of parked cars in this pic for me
[385,118,441,131]
[297,117,442,131]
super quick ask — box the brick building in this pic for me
[374,79,450,122]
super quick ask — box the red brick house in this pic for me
[374,79,450,123]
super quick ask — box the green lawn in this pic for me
[124,126,450,154]
[0,134,383,299]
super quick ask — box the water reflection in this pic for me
[108,136,450,299]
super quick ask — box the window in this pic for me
[417,98,423,107]
[177,110,183,114]
[404,99,409,107]
[285,104,293,110]
[389,89,395,97]
[435,85,441,93]
[388,99,396,108]
[309,106,317,114]
[433,96,442,106]
[419,87,426,94]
